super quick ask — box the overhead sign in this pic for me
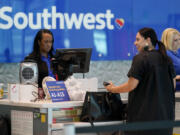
[0,0,180,62]
[0,6,116,30]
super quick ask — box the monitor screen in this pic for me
[52,48,92,80]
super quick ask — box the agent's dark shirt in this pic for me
[126,50,175,135]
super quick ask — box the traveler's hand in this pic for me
[104,82,115,93]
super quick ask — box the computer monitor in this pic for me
[52,48,92,80]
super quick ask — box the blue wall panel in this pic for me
[0,0,180,62]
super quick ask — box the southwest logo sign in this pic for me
[115,18,125,29]
[0,6,124,30]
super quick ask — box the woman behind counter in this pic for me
[24,29,55,88]
[161,28,180,90]
[105,27,176,135]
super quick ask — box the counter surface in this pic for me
[51,121,124,130]
[0,99,84,108]
[0,97,128,108]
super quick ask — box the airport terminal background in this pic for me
[1,0,180,133]
[0,0,180,83]
[0,0,180,91]
[0,0,180,102]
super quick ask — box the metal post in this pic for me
[63,124,75,135]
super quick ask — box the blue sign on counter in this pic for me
[46,81,70,102]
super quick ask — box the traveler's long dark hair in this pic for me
[139,27,169,62]
[31,29,55,60]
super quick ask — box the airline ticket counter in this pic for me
[0,100,82,135]
[0,99,123,135]
[1,92,180,135]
